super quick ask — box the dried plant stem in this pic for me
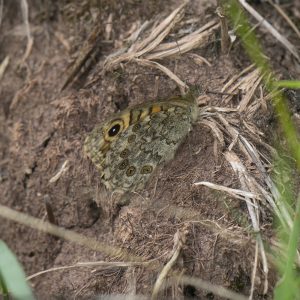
[0,204,143,263]
[27,260,148,281]
[134,58,188,94]
[20,0,33,62]
[151,227,188,300]
[217,2,231,53]
[0,56,9,81]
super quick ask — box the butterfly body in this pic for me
[84,96,198,193]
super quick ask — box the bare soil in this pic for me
[0,0,299,299]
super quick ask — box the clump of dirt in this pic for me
[0,0,299,299]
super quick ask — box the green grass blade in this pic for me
[227,0,300,171]
[274,194,300,300]
[226,0,300,298]
[274,80,300,89]
[0,271,9,300]
[0,240,35,300]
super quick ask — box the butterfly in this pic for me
[84,94,198,193]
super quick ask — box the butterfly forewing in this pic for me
[84,96,198,193]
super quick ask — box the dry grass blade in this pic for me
[134,58,188,94]
[104,2,218,79]
[0,203,250,299]
[104,2,187,70]
[134,3,186,57]
[232,132,299,265]
[250,242,259,300]
[104,21,151,65]
[267,0,300,39]
[242,119,264,138]
[0,204,145,263]
[199,104,275,294]
[49,160,69,183]
[239,136,293,230]
[193,181,259,204]
[159,205,250,245]
[105,13,113,40]
[202,106,238,113]
[101,3,219,93]
[133,1,187,53]
[151,226,188,300]
[188,53,212,67]
[223,68,261,104]
[219,67,275,151]
[200,119,225,146]
[224,151,269,293]
[20,0,33,62]
[221,64,255,92]
[238,0,300,61]
[238,74,263,112]
[150,19,218,53]
[145,22,220,60]
[216,113,250,158]
[27,260,148,280]
[171,275,248,300]
[0,56,9,81]
[127,21,152,50]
